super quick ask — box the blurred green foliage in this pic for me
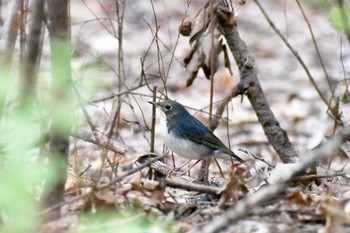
[0,38,73,232]
[72,211,173,233]
[329,6,350,31]
[0,92,56,233]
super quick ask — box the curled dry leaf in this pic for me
[131,176,166,208]
[182,3,233,87]
[286,190,313,205]
[179,21,192,36]
[216,165,247,208]
[189,7,210,45]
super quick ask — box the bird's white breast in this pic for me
[158,111,211,160]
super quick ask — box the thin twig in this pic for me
[253,0,334,118]
[239,149,275,169]
[295,0,332,92]
[165,0,190,79]
[150,86,157,152]
[292,172,349,182]
[149,0,167,98]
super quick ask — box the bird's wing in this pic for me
[174,115,243,162]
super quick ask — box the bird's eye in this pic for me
[165,104,172,110]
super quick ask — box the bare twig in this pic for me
[149,0,167,97]
[81,0,116,37]
[107,0,126,140]
[253,0,341,125]
[150,86,157,152]
[292,172,349,182]
[165,0,190,79]
[74,129,128,154]
[209,0,216,129]
[199,0,217,179]
[295,0,332,92]
[239,149,275,169]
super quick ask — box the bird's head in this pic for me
[148,100,188,118]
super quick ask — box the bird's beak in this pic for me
[148,101,157,106]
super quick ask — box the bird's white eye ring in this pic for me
[165,104,172,110]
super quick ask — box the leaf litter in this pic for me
[38,0,350,232]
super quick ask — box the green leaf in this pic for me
[329,7,350,31]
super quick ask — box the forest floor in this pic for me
[34,0,350,232]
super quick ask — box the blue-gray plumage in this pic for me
[149,100,243,163]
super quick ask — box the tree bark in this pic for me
[214,3,298,163]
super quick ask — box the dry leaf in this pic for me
[286,190,313,205]
[217,166,244,207]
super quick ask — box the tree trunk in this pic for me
[42,0,72,221]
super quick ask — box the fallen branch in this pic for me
[140,178,221,195]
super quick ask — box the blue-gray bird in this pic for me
[149,100,243,163]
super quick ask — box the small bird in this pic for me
[149,99,243,163]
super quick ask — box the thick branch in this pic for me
[215,4,298,163]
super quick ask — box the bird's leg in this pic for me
[178,159,201,176]
[168,159,199,177]
[167,159,192,177]
[197,158,210,183]
[177,159,193,170]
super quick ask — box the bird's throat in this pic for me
[158,111,169,136]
